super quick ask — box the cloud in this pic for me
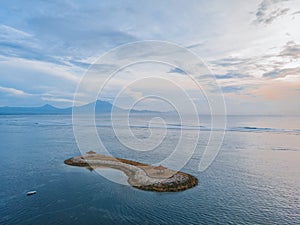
[167,67,187,75]
[0,86,32,96]
[263,67,300,78]
[211,40,300,81]
[0,24,73,66]
[279,41,300,59]
[292,10,300,15]
[0,0,299,114]
[0,56,81,107]
[215,73,251,79]
[0,24,32,39]
[1,57,80,83]
[220,85,247,94]
[4,3,130,45]
[185,42,204,49]
[253,0,290,25]
[41,96,74,103]
[0,2,138,68]
[265,8,289,24]
[211,57,250,67]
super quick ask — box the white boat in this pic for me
[26,191,37,196]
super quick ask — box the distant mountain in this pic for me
[0,100,158,115]
[0,104,71,115]
[73,100,124,114]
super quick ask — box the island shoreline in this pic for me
[64,154,198,192]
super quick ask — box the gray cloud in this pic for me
[211,40,300,82]
[211,57,250,67]
[215,73,251,79]
[167,67,187,75]
[292,10,300,15]
[279,41,300,59]
[0,1,138,69]
[263,67,300,78]
[221,85,244,93]
[253,0,290,25]
[185,42,204,49]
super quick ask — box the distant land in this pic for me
[0,100,158,115]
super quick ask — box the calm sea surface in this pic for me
[0,114,299,224]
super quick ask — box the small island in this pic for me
[64,153,198,192]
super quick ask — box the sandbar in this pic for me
[64,153,198,192]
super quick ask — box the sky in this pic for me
[0,0,299,115]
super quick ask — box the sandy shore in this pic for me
[64,154,198,192]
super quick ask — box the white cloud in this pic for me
[0,86,32,96]
[0,57,81,82]
[0,24,32,38]
[41,96,74,103]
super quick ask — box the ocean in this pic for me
[0,114,299,224]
